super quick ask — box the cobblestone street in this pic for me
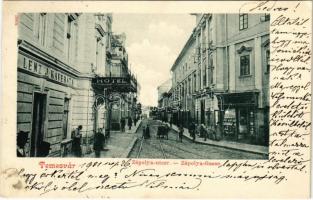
[128,119,266,159]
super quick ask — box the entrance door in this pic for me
[30,93,47,157]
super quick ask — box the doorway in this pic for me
[200,100,205,124]
[30,92,47,157]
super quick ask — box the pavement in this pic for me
[159,120,269,156]
[84,120,142,158]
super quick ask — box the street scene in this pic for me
[16,13,269,159]
[129,119,265,159]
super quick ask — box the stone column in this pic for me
[254,36,263,108]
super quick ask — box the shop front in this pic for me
[219,92,263,145]
[17,41,78,157]
[91,75,137,132]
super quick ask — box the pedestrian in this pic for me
[170,117,173,128]
[17,130,29,157]
[120,118,125,132]
[215,122,223,141]
[178,125,184,142]
[128,117,133,130]
[189,122,196,142]
[94,128,105,158]
[72,125,82,157]
[200,124,207,141]
[134,117,137,126]
[37,141,51,157]
[142,125,146,138]
[145,124,150,139]
[165,123,170,140]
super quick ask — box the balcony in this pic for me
[106,47,113,59]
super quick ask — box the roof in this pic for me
[170,29,196,71]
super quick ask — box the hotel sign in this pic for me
[92,76,137,92]
[18,54,74,87]
[93,77,129,85]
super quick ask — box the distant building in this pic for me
[157,79,172,122]
[169,14,270,145]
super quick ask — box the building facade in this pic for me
[105,33,138,130]
[170,13,270,145]
[157,79,172,122]
[17,13,138,157]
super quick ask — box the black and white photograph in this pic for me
[16,13,270,159]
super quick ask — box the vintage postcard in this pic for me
[0,0,311,198]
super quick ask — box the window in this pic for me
[260,13,270,22]
[240,55,250,76]
[239,14,248,30]
[266,49,270,73]
[96,37,102,70]
[203,67,207,87]
[62,98,70,139]
[193,73,196,92]
[209,56,213,84]
[66,15,78,62]
[265,14,270,21]
[35,13,47,46]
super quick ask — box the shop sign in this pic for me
[18,54,74,86]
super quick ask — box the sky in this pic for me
[112,14,195,107]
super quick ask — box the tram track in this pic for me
[158,138,166,159]
[160,139,204,159]
[136,137,144,158]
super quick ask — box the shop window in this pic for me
[239,14,248,30]
[240,55,250,76]
[62,98,70,139]
[238,109,248,136]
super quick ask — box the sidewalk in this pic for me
[159,120,268,156]
[84,120,142,158]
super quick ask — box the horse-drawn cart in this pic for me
[157,124,169,139]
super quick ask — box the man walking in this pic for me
[189,122,196,142]
[128,117,133,130]
[94,128,105,158]
[72,125,82,157]
[178,125,184,142]
[16,131,29,157]
[120,118,125,132]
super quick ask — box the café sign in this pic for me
[18,54,74,87]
